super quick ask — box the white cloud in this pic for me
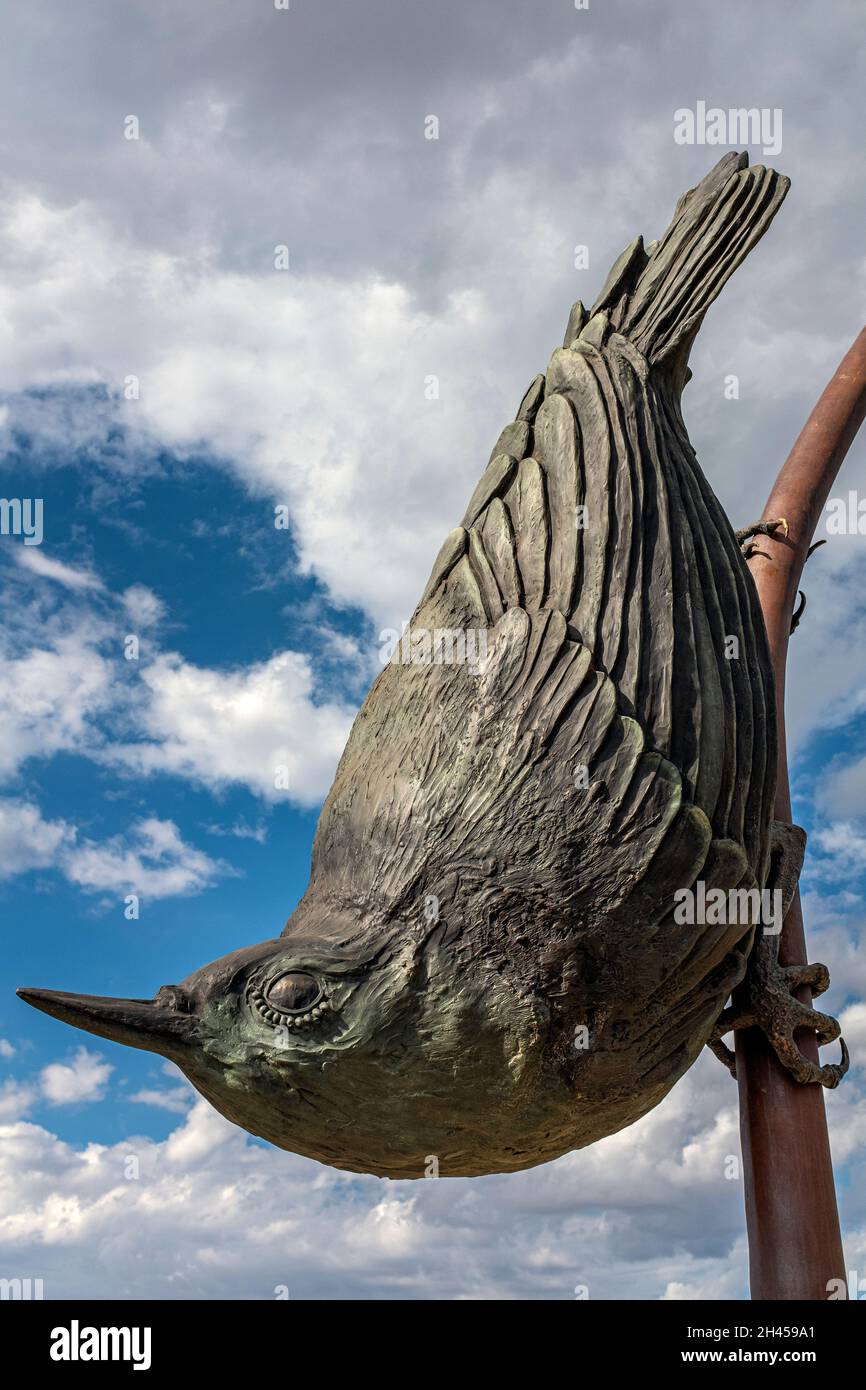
[0,622,116,781]
[0,1040,15,1060]
[110,649,354,805]
[839,1002,866,1056]
[39,1048,113,1106]
[0,1048,860,1300]
[0,799,227,901]
[661,1258,746,1300]
[0,145,861,649]
[817,754,866,822]
[0,563,355,809]
[0,1049,113,1118]
[122,584,165,631]
[0,195,518,630]
[62,816,228,900]
[812,822,866,874]
[799,896,866,1006]
[201,818,268,844]
[15,548,103,592]
[781,555,866,762]
[0,799,73,878]
[0,561,354,808]
[344,1197,423,1258]
[0,1079,37,1122]
[129,1087,193,1115]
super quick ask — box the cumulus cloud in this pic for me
[811,823,866,875]
[0,1048,860,1300]
[109,649,354,805]
[0,1048,112,1120]
[0,560,354,809]
[0,620,116,781]
[39,1048,113,1106]
[62,816,227,899]
[820,760,866,820]
[1,194,500,627]
[129,1087,193,1115]
[4,186,852,644]
[0,798,73,878]
[839,1002,866,1056]
[0,1080,38,1123]
[783,552,866,762]
[121,584,165,631]
[0,799,227,900]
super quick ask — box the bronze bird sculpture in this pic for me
[19,153,848,1179]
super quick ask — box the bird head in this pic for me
[18,898,551,1178]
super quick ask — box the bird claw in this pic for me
[709,955,850,1088]
[735,516,789,559]
[706,819,849,1088]
[735,517,789,541]
[734,524,821,629]
[790,590,807,634]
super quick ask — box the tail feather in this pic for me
[611,152,789,368]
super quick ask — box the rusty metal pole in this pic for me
[737,327,866,1300]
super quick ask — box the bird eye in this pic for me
[266,972,322,1015]
[250,971,329,1031]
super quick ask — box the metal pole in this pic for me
[737,327,866,1299]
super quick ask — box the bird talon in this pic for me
[735,516,788,543]
[735,517,789,559]
[707,821,848,1088]
[782,959,830,998]
[709,950,849,1089]
[790,590,806,633]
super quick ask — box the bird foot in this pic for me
[707,951,850,1088]
[706,820,849,1088]
[735,524,823,632]
[735,516,788,559]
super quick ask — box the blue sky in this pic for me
[0,439,330,1141]
[1,0,865,1300]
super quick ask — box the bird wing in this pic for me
[302,154,785,948]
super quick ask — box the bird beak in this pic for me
[16,987,199,1060]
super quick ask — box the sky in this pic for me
[0,0,865,1300]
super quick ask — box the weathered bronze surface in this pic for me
[18,154,846,1179]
